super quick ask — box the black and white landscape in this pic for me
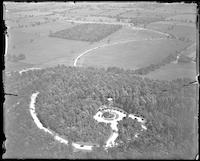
[3,1,198,159]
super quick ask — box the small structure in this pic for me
[72,141,99,151]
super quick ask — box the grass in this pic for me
[165,14,196,23]
[7,25,167,71]
[144,62,196,80]
[50,23,122,42]
[147,21,196,41]
[6,29,90,70]
[5,61,34,72]
[79,39,189,70]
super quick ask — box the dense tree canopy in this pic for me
[4,65,197,159]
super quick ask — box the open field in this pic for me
[78,39,189,70]
[50,23,122,42]
[147,21,196,42]
[6,22,170,72]
[5,61,34,72]
[144,62,196,80]
[8,35,90,66]
[18,21,75,35]
[181,43,196,58]
[165,14,196,23]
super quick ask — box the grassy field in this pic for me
[6,21,91,71]
[181,43,196,58]
[50,23,122,42]
[79,39,189,70]
[144,62,196,80]
[147,21,196,42]
[94,8,127,17]
[88,26,166,45]
[165,14,196,23]
[12,36,90,65]
[7,23,168,72]
[20,21,75,35]
[5,61,34,72]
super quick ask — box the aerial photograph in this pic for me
[3,1,198,159]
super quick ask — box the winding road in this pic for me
[72,21,171,67]
[73,37,169,67]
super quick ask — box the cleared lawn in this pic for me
[144,62,196,80]
[79,39,189,70]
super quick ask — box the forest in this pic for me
[49,23,122,42]
[4,65,197,159]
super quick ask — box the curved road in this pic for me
[73,21,171,67]
[73,37,169,67]
[6,21,171,74]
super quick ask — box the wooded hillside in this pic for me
[4,65,197,159]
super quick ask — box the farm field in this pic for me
[147,21,196,42]
[181,43,196,58]
[78,39,189,70]
[6,22,171,72]
[144,62,196,80]
[4,2,198,159]
[165,14,196,23]
[8,35,90,67]
[18,21,75,35]
[49,23,122,42]
[5,61,34,72]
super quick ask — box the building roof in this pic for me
[97,105,127,114]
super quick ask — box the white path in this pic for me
[93,108,147,148]
[19,67,41,75]
[29,92,98,149]
[74,37,167,67]
[29,92,53,135]
[30,92,69,145]
[29,91,148,150]
[71,19,171,67]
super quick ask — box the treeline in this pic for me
[133,53,178,75]
[49,23,122,42]
[5,65,196,159]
